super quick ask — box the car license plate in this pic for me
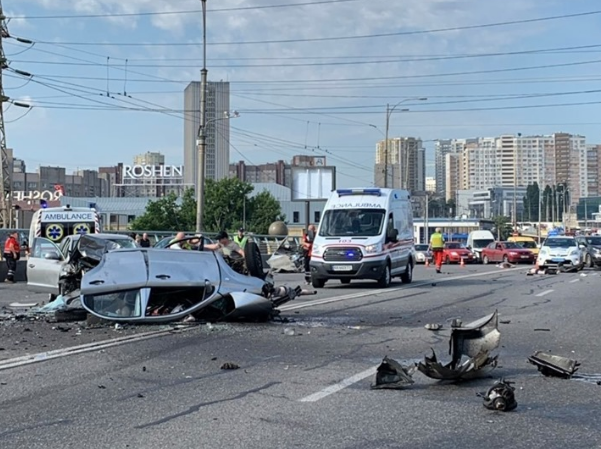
[551,258,563,263]
[332,265,353,271]
[521,255,529,258]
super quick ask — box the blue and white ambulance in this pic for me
[309,188,415,288]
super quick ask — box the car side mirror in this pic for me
[44,251,62,261]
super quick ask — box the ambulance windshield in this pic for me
[319,209,386,237]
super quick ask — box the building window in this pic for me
[314,211,321,223]
[293,211,300,223]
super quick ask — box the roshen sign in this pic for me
[123,164,183,179]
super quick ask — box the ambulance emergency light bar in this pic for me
[336,188,382,197]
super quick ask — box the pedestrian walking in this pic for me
[429,227,445,274]
[3,231,21,283]
[303,224,316,284]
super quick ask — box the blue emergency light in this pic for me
[40,199,48,209]
[336,188,382,197]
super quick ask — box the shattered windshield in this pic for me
[319,209,385,237]
[544,238,575,248]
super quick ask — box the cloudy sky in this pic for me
[5,0,601,187]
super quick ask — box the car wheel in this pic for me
[311,276,325,288]
[482,255,489,264]
[377,263,391,288]
[340,279,351,284]
[401,261,413,284]
[503,255,509,264]
[586,254,593,268]
[245,241,266,280]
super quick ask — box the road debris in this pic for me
[496,262,515,269]
[424,323,442,331]
[371,356,416,390]
[477,379,518,412]
[527,351,580,379]
[418,311,500,381]
[220,362,240,370]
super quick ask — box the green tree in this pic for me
[522,182,540,221]
[492,215,512,240]
[248,190,285,234]
[203,178,254,232]
[178,188,197,231]
[129,192,182,231]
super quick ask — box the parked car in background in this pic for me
[466,230,495,263]
[442,242,474,264]
[537,236,584,271]
[507,235,540,257]
[414,244,432,264]
[481,241,535,264]
[575,235,601,268]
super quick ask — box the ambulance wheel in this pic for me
[312,276,326,288]
[377,263,391,288]
[401,261,413,284]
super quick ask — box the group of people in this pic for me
[129,232,152,248]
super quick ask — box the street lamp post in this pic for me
[195,0,208,234]
[195,111,240,233]
[383,97,426,189]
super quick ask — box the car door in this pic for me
[26,237,65,294]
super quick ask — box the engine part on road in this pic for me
[418,310,500,381]
[477,379,518,412]
[371,356,416,389]
[527,351,580,379]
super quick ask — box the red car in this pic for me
[443,242,474,264]
[481,241,535,264]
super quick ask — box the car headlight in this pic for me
[365,243,382,254]
[311,244,322,256]
[539,248,548,256]
[568,249,579,256]
[450,251,457,256]
[509,252,518,256]
[594,248,601,254]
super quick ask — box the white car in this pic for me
[536,236,584,271]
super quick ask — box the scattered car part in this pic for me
[527,351,580,379]
[371,356,416,389]
[424,323,442,331]
[477,379,518,412]
[418,311,500,381]
[266,238,304,273]
[221,362,240,370]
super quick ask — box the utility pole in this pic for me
[0,4,11,228]
[195,0,208,233]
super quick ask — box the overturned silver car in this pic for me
[59,235,310,323]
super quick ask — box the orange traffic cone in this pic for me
[460,257,465,268]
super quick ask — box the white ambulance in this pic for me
[29,205,101,246]
[309,188,415,288]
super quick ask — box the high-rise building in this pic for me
[374,137,425,192]
[425,177,436,192]
[586,145,601,197]
[134,152,164,166]
[435,138,477,197]
[183,81,231,188]
[445,153,461,202]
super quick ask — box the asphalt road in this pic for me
[1,262,601,449]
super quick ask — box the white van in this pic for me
[466,230,495,263]
[29,205,101,246]
[309,188,415,288]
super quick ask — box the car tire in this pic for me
[245,241,265,280]
[340,279,351,284]
[377,263,391,288]
[586,254,593,268]
[312,276,325,288]
[482,255,489,264]
[400,261,413,284]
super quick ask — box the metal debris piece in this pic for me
[527,351,580,379]
[371,356,416,390]
[418,311,500,381]
[220,362,240,370]
[424,323,442,331]
[477,379,518,412]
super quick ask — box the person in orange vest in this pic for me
[429,227,445,274]
[302,224,316,284]
[4,231,21,283]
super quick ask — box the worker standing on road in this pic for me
[302,224,317,285]
[4,231,20,283]
[234,228,248,250]
[429,227,445,274]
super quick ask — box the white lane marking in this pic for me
[535,289,554,297]
[299,365,378,402]
[569,279,580,283]
[0,327,195,372]
[281,267,524,311]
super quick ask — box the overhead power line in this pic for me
[8,0,360,19]
[25,10,601,46]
